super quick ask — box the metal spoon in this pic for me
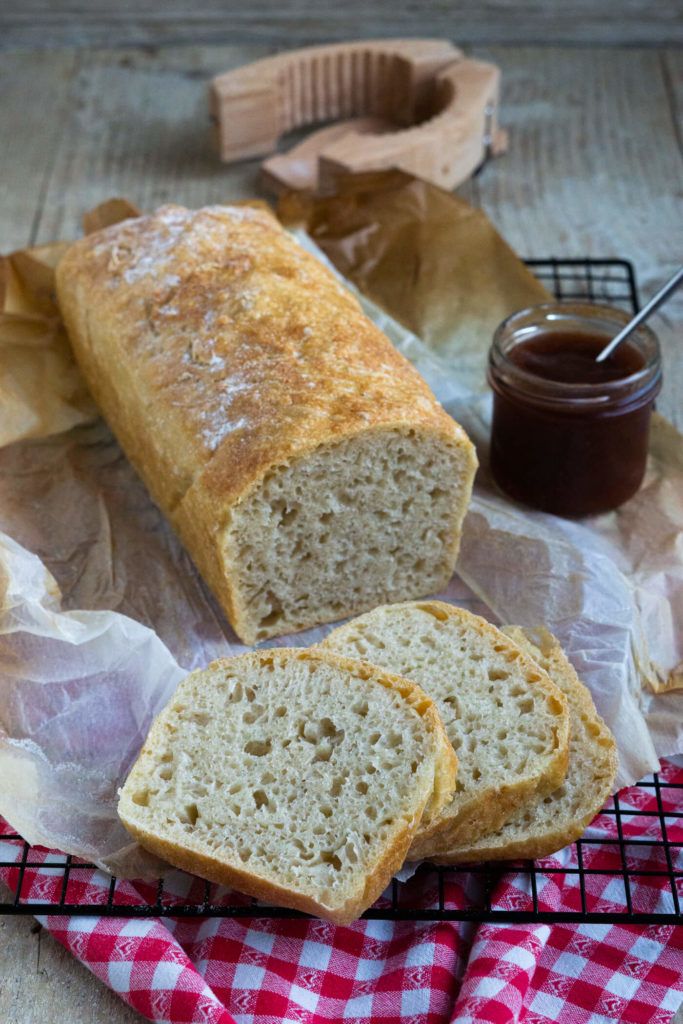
[596,265,683,362]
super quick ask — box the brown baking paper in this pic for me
[279,170,551,393]
[0,185,681,876]
[0,243,97,445]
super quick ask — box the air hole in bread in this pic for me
[260,604,284,629]
[244,738,272,756]
[253,789,269,809]
[242,707,264,725]
[330,777,344,797]
[180,802,199,826]
[279,505,299,526]
[189,712,212,726]
[345,843,359,865]
[417,603,448,621]
[132,789,149,807]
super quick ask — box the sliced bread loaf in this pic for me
[432,626,618,863]
[318,601,570,858]
[118,647,457,925]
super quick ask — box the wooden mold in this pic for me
[209,39,507,194]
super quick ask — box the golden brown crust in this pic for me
[55,204,476,644]
[55,205,472,510]
[122,797,418,926]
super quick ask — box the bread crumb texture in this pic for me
[319,601,570,855]
[226,429,472,641]
[433,626,618,862]
[118,648,451,922]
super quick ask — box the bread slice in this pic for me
[318,601,570,858]
[432,626,618,863]
[117,647,457,925]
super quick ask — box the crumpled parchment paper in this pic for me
[0,181,681,877]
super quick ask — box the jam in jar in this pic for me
[487,301,662,517]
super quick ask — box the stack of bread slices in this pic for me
[119,602,617,925]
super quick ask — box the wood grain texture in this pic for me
[27,46,267,248]
[0,41,682,1024]
[0,884,145,1023]
[1,0,682,49]
[0,50,79,248]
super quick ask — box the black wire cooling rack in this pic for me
[2,258,681,927]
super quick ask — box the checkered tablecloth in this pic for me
[2,760,682,1024]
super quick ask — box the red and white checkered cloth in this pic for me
[2,760,682,1024]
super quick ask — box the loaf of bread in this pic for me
[433,626,618,863]
[318,601,570,858]
[117,647,457,925]
[55,204,477,644]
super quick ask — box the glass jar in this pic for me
[487,301,662,517]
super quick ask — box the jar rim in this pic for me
[490,300,662,406]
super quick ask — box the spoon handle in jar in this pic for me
[596,265,683,362]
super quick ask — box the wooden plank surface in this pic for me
[0,40,682,1024]
[0,50,79,248]
[1,0,682,49]
[0,884,143,1024]
[3,43,679,427]
[468,45,683,428]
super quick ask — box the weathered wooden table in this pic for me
[1,39,682,1024]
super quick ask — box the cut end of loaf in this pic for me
[223,427,475,644]
[117,647,455,923]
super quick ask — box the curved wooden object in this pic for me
[209,39,462,162]
[209,40,506,192]
[271,60,505,194]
